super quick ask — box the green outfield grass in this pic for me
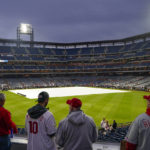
[1,89,149,127]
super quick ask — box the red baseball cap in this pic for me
[66,98,82,108]
[144,95,150,101]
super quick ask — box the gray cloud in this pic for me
[0,0,150,42]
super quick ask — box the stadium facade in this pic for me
[0,32,150,91]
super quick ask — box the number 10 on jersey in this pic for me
[29,121,38,134]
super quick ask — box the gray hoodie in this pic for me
[56,110,97,150]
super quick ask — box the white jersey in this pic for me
[100,120,105,128]
[126,113,150,150]
[25,111,57,150]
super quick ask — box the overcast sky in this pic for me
[0,0,150,43]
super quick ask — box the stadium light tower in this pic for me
[17,23,34,48]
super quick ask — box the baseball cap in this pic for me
[37,91,49,102]
[66,98,82,108]
[144,95,150,101]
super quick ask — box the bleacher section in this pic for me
[0,40,150,72]
[1,75,150,91]
[98,126,129,143]
[0,33,150,92]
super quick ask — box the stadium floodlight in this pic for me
[17,23,34,48]
[19,23,32,34]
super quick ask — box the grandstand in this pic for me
[0,32,150,91]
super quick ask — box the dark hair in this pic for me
[37,91,49,102]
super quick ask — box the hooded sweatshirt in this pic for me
[56,110,97,150]
[25,104,57,150]
[28,104,47,119]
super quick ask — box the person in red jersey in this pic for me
[0,93,18,150]
[126,95,150,150]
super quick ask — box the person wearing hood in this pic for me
[126,95,150,150]
[56,98,97,150]
[25,91,57,150]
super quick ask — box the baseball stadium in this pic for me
[0,22,150,149]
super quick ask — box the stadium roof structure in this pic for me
[0,32,150,48]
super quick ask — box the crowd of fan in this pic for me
[100,118,117,134]
[98,118,130,143]
[1,75,150,92]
